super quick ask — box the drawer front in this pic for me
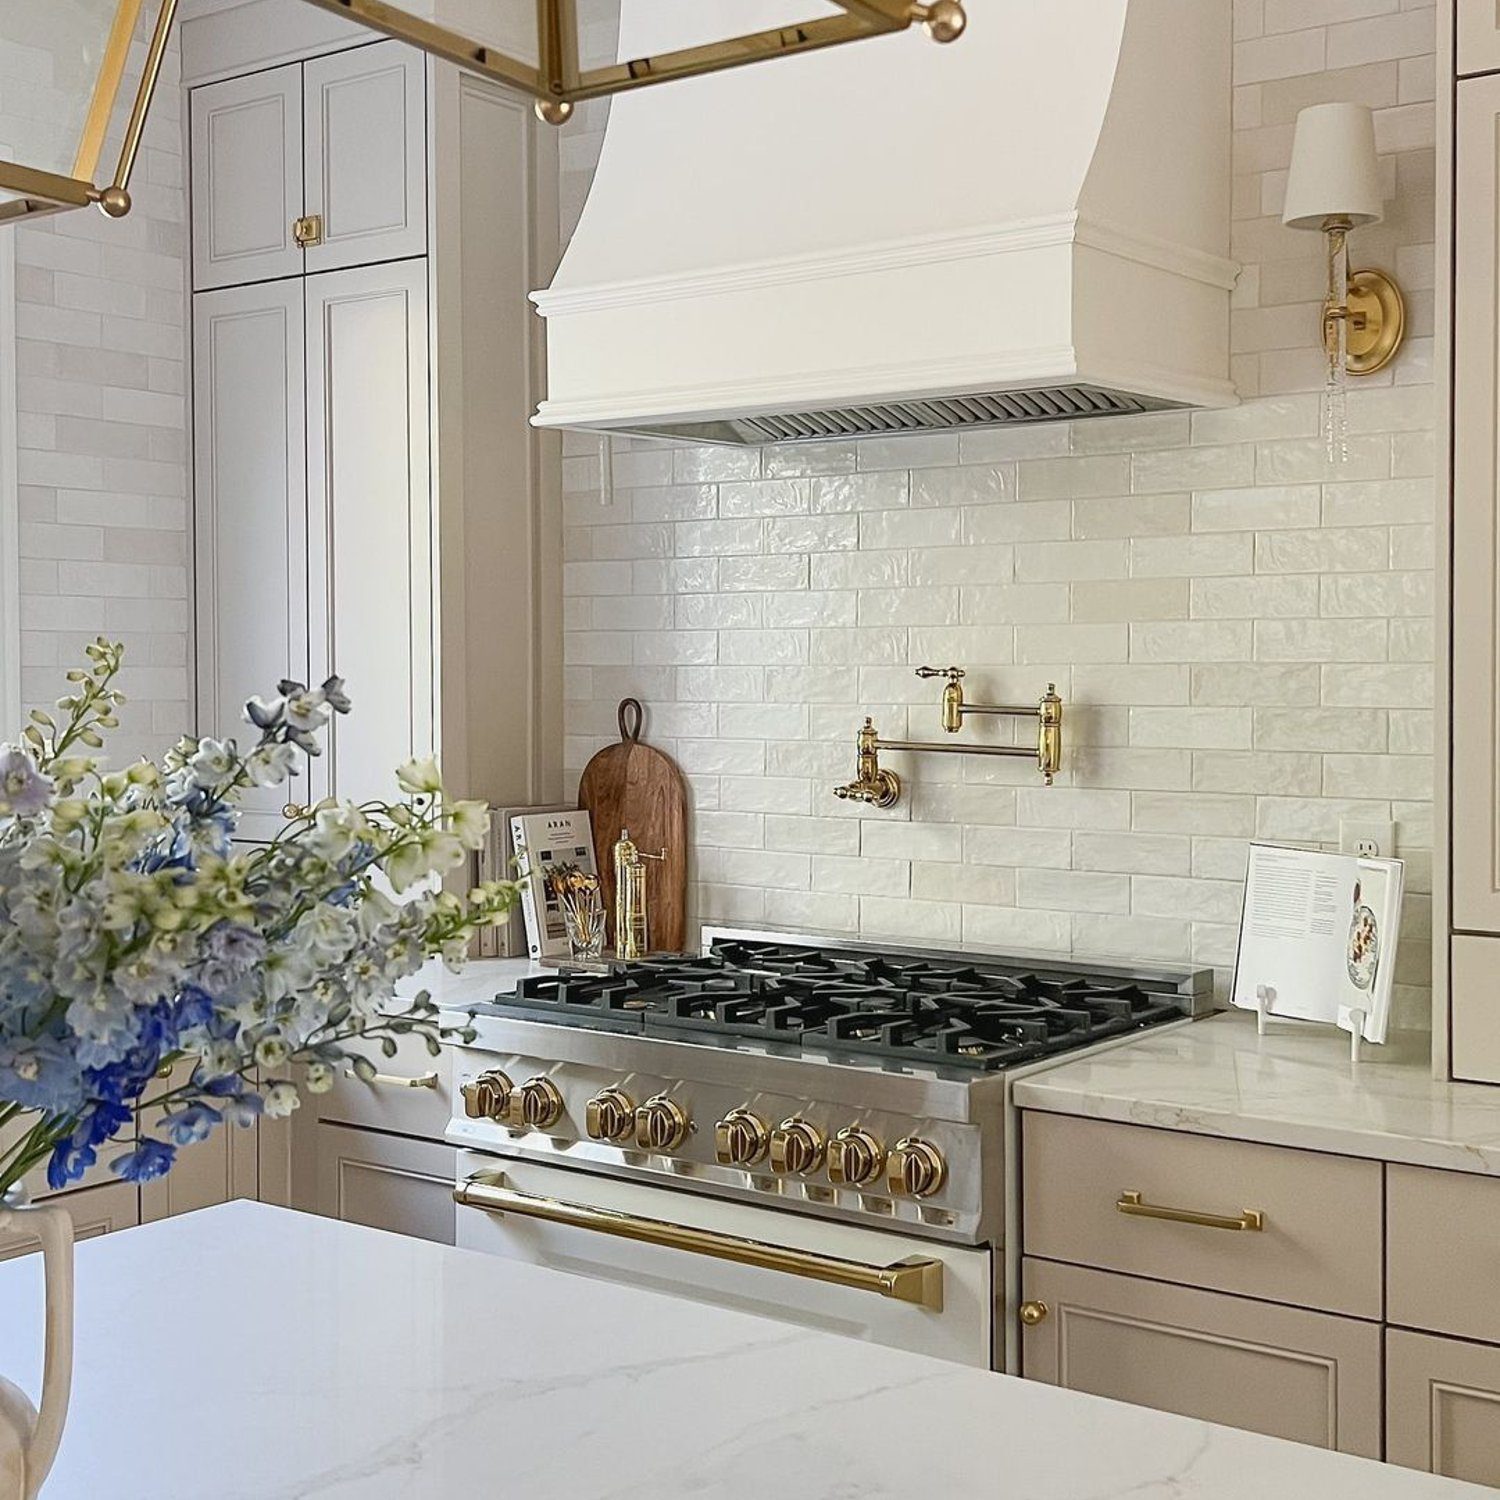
[1388,1328,1500,1484]
[1021,1258,1381,1457]
[319,1031,454,1141]
[0,1180,139,1262]
[316,1125,456,1245]
[1021,1112,1382,1317]
[1389,1164,1500,1341]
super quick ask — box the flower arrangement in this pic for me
[0,640,516,1198]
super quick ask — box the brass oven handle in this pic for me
[1116,1189,1264,1233]
[347,1068,440,1090]
[454,1172,945,1310]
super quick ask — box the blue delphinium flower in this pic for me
[110,1138,176,1183]
[0,746,53,818]
[160,1102,221,1147]
[0,1035,83,1115]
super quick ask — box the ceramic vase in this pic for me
[0,1195,73,1500]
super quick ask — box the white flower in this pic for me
[304,1062,335,1094]
[306,805,365,863]
[448,799,489,851]
[243,741,298,788]
[188,739,236,789]
[284,687,331,732]
[395,757,442,796]
[262,1081,301,1119]
[254,1035,291,1069]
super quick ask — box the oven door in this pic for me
[455,1151,994,1367]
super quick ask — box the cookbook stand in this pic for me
[1253,985,1366,1064]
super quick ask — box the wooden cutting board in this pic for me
[577,698,688,954]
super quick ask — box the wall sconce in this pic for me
[1282,102,1404,460]
[0,1,180,225]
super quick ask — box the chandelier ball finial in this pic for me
[535,98,574,126]
[921,0,967,43]
[97,187,132,218]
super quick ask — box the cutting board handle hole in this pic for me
[618,697,644,744]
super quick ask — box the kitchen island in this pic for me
[0,1201,1485,1498]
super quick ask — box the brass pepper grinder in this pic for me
[613,828,666,959]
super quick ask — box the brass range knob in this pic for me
[516,1076,565,1130]
[461,1069,513,1121]
[634,1094,690,1152]
[827,1126,886,1188]
[887,1137,947,1199]
[714,1109,770,1167]
[585,1087,635,1143]
[1019,1300,1050,1327]
[770,1118,825,1177]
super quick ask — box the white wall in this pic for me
[3,15,189,767]
[559,0,1437,1022]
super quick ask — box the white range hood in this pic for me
[533,0,1236,445]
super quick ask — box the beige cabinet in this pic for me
[1388,1329,1500,1485]
[302,44,427,274]
[1448,68,1500,1077]
[0,1181,139,1262]
[190,40,425,292]
[1022,1111,1383,1317]
[189,62,304,291]
[313,1124,455,1245]
[304,258,432,809]
[1020,1258,1381,1457]
[192,277,309,840]
[1460,4,1500,77]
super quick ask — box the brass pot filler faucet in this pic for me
[834,667,1064,809]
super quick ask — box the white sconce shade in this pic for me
[1282,102,1384,229]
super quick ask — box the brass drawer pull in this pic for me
[455,1171,944,1310]
[347,1068,440,1090]
[1116,1189,1264,1233]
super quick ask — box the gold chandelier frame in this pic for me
[0,0,180,224]
[301,0,967,123]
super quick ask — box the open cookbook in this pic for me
[1230,843,1405,1045]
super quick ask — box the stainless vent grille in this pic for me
[614,385,1182,447]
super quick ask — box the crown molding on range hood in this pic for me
[533,0,1238,446]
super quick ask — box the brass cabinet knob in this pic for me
[634,1094,690,1152]
[585,1087,635,1143]
[516,1076,565,1130]
[887,1137,947,1199]
[770,1118,826,1177]
[1019,1300,1050,1327]
[714,1109,770,1167]
[462,1069,513,1121]
[827,1126,886,1188]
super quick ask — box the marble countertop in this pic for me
[0,1202,1483,1499]
[1014,1010,1500,1174]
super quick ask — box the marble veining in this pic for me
[1014,1011,1500,1175]
[0,1202,1486,1498]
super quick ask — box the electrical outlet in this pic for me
[1340,820,1394,861]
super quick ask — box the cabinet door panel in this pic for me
[1020,1258,1381,1458]
[190,63,304,291]
[1453,74,1500,956]
[305,260,433,809]
[303,41,426,274]
[1461,6,1500,77]
[1389,1329,1500,1485]
[1451,934,1500,1083]
[0,1182,139,1262]
[192,280,309,840]
[315,1125,454,1245]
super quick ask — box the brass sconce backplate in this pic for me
[1325,267,1405,375]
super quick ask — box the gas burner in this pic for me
[495,938,1196,1069]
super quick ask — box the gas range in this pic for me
[448,930,1210,1247]
[448,930,1210,1368]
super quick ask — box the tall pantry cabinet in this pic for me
[180,0,563,1230]
[1445,3,1500,1083]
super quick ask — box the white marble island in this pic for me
[0,1202,1486,1499]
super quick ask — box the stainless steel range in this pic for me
[447,928,1212,1369]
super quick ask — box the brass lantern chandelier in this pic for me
[0,0,180,225]
[300,0,968,124]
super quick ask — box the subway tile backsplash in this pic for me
[560,0,1437,1021]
